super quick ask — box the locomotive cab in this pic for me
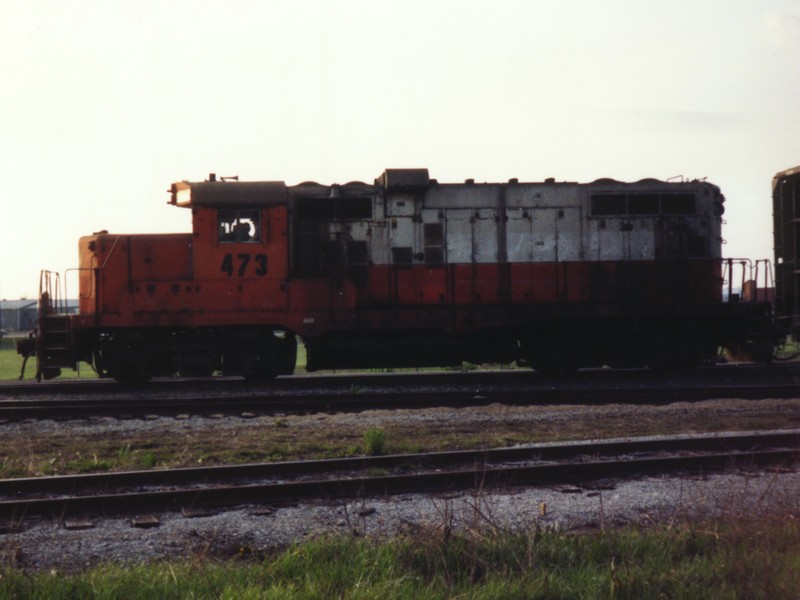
[60,177,298,381]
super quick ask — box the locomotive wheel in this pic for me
[111,349,151,383]
[243,369,277,382]
[647,349,696,372]
[241,329,296,381]
[277,333,298,375]
[528,346,579,375]
[40,367,62,381]
[178,351,215,378]
[242,342,279,381]
[104,333,152,383]
[523,329,581,375]
[647,322,716,371]
[179,366,214,378]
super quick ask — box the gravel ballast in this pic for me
[1,397,799,571]
[2,469,799,572]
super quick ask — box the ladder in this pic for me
[35,271,75,380]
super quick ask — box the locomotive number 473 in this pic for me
[220,253,268,277]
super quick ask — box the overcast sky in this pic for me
[2,0,799,299]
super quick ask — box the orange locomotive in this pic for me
[24,169,776,381]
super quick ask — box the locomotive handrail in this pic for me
[721,258,773,303]
[722,258,774,302]
[38,270,62,316]
[35,237,124,315]
[65,268,96,302]
[97,235,124,271]
[722,258,748,302]
[70,235,125,307]
[753,259,775,303]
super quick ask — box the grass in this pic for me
[0,517,798,598]
[363,427,387,455]
[0,337,96,381]
[2,395,800,478]
[775,337,800,360]
[0,337,26,380]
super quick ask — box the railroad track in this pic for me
[2,430,797,524]
[2,380,800,420]
[3,362,800,397]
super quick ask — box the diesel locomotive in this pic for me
[20,168,780,381]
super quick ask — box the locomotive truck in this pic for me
[19,168,778,381]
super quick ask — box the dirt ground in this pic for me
[2,397,800,477]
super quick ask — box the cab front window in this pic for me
[219,209,261,243]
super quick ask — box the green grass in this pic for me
[775,336,800,360]
[363,427,387,456]
[1,518,798,598]
[0,337,24,380]
[0,337,95,381]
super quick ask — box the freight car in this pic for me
[772,165,800,340]
[20,169,777,381]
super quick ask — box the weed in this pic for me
[0,515,799,597]
[66,456,112,474]
[139,451,158,469]
[363,427,386,456]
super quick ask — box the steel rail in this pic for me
[1,431,797,521]
[1,362,799,397]
[2,383,800,421]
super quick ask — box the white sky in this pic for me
[1,0,799,299]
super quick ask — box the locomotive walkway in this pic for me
[1,430,798,524]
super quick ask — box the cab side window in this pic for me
[219,209,261,243]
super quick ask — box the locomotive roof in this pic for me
[773,165,800,190]
[171,180,289,208]
[170,169,718,208]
